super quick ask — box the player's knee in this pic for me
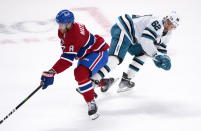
[74,65,90,82]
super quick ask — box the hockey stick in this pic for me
[0,81,44,125]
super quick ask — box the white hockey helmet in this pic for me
[164,11,180,28]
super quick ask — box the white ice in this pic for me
[0,0,201,131]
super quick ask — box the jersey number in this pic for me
[151,21,161,31]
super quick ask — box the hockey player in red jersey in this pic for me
[40,9,109,120]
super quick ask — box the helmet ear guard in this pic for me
[56,9,74,24]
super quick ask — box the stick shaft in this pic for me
[0,82,43,125]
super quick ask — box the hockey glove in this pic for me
[41,71,55,89]
[153,55,171,70]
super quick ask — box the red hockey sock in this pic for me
[74,65,94,103]
[82,89,94,103]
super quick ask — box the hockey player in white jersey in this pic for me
[91,11,180,92]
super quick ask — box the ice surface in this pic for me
[1,0,201,131]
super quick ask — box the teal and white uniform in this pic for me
[111,14,172,60]
[91,14,173,80]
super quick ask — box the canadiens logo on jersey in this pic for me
[69,45,74,52]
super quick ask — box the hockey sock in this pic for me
[82,89,95,102]
[127,55,148,78]
[91,55,119,80]
[74,65,94,102]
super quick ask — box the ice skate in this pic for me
[98,78,115,92]
[91,78,115,92]
[92,77,118,92]
[117,72,135,93]
[99,78,120,92]
[87,100,100,120]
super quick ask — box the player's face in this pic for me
[58,24,67,33]
[58,23,72,33]
[164,19,176,32]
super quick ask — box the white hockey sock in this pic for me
[127,55,148,79]
[91,56,119,81]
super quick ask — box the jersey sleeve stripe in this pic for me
[160,43,167,48]
[83,32,91,47]
[93,42,106,52]
[63,52,77,55]
[61,53,76,62]
[155,45,166,50]
[141,34,156,42]
[157,49,167,54]
[143,29,157,40]
[77,33,95,58]
[155,44,167,54]
[60,57,73,63]
[144,27,157,38]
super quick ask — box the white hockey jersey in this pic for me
[116,14,172,57]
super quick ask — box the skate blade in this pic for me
[117,87,133,93]
[90,113,100,120]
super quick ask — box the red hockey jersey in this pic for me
[52,22,109,74]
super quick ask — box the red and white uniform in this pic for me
[52,22,109,74]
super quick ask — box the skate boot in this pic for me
[87,100,100,120]
[98,78,115,92]
[117,72,135,93]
